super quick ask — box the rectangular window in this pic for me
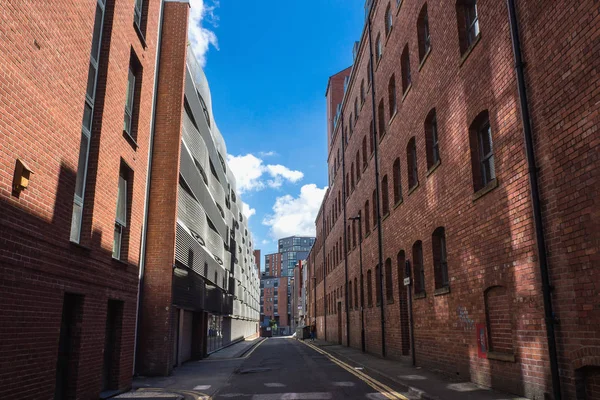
[123,53,142,143]
[71,0,107,243]
[113,164,132,260]
[134,0,143,29]
[479,122,495,186]
[466,2,480,47]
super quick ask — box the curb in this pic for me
[309,342,440,400]
[238,337,266,358]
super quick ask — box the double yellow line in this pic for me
[301,340,408,400]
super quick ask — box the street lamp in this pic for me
[348,211,366,353]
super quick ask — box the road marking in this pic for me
[264,382,286,387]
[193,385,211,390]
[198,338,267,362]
[332,381,355,387]
[252,393,332,400]
[299,341,408,400]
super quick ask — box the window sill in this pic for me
[459,33,481,67]
[379,130,387,142]
[434,286,450,296]
[408,182,420,196]
[123,130,139,149]
[487,351,516,363]
[365,231,371,238]
[382,212,390,222]
[111,257,129,268]
[388,110,398,126]
[472,178,499,202]
[363,163,368,173]
[402,84,412,102]
[393,199,403,210]
[414,292,426,300]
[386,298,394,305]
[418,47,432,71]
[376,57,382,70]
[426,159,441,177]
[134,21,148,49]
[69,240,91,252]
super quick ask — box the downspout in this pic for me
[133,0,166,374]
[341,113,350,347]
[506,1,561,398]
[366,4,386,357]
[322,201,327,340]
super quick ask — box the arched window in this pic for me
[456,0,480,55]
[347,225,352,252]
[378,99,386,138]
[385,258,394,302]
[354,277,359,308]
[362,136,368,168]
[367,270,373,307]
[469,110,496,191]
[354,98,359,121]
[372,189,377,226]
[375,264,382,306]
[432,227,449,289]
[376,34,383,62]
[397,250,406,293]
[356,151,361,181]
[351,163,355,191]
[385,4,393,36]
[346,173,350,196]
[382,175,390,215]
[425,108,440,169]
[401,44,411,94]
[417,4,431,62]
[361,80,366,105]
[485,286,513,354]
[407,137,418,189]
[393,158,402,204]
[348,280,353,310]
[388,75,397,117]
[364,200,370,233]
[352,219,357,248]
[349,115,353,137]
[412,240,425,294]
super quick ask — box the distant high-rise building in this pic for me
[278,236,315,277]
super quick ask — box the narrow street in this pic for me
[121,338,406,400]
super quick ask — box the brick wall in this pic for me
[0,0,161,398]
[136,0,189,377]
[308,0,599,398]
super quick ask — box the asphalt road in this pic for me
[211,338,394,399]
[124,338,405,400]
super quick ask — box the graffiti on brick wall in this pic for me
[457,306,475,331]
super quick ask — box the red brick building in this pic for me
[254,249,261,277]
[307,0,599,399]
[0,0,161,398]
[265,252,283,276]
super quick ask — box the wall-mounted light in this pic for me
[13,159,33,195]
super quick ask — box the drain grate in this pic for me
[236,367,272,374]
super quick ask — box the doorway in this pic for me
[54,293,84,400]
[102,300,123,392]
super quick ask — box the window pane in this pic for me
[116,175,127,225]
[70,203,83,242]
[113,224,122,259]
[90,4,103,62]
[82,103,93,130]
[126,69,135,111]
[86,63,96,100]
[75,133,89,197]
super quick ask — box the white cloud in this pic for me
[258,151,277,157]
[261,239,272,245]
[262,184,327,239]
[227,153,304,194]
[188,0,219,67]
[241,201,256,220]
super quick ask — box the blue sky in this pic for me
[190,1,365,256]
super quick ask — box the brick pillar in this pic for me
[137,0,189,377]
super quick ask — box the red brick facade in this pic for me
[308,1,599,399]
[0,0,160,398]
[265,252,283,277]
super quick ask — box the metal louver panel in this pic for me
[206,227,225,266]
[182,116,209,173]
[177,186,208,247]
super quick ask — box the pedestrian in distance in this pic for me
[310,323,316,341]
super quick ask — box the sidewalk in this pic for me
[206,336,265,360]
[304,338,528,400]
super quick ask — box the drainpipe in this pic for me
[366,4,386,358]
[133,0,166,374]
[322,200,327,340]
[341,113,350,347]
[506,1,561,398]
